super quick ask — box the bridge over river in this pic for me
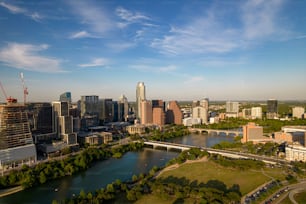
[189,128,242,136]
[144,140,285,165]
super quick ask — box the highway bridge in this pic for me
[144,140,286,164]
[188,128,242,136]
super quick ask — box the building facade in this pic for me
[140,100,153,124]
[136,82,146,120]
[226,101,239,118]
[251,107,262,119]
[292,107,305,119]
[192,106,208,124]
[166,101,182,125]
[52,101,77,145]
[267,99,278,119]
[153,107,165,126]
[0,103,37,169]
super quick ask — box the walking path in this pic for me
[0,186,23,198]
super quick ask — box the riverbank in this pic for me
[0,186,23,198]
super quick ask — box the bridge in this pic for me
[144,141,194,151]
[189,128,242,136]
[144,140,284,164]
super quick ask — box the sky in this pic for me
[0,0,306,103]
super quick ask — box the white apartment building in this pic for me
[292,107,305,119]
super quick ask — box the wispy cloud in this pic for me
[151,0,287,55]
[130,64,177,73]
[241,0,285,40]
[0,43,64,73]
[69,30,99,39]
[107,42,135,52]
[0,1,43,22]
[67,1,113,36]
[116,7,151,28]
[78,58,109,68]
[184,76,204,84]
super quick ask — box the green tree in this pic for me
[39,172,47,184]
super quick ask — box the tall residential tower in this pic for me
[136,82,146,121]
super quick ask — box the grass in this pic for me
[294,191,306,203]
[158,160,285,195]
[135,159,287,204]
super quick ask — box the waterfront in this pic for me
[0,133,234,204]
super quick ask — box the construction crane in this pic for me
[20,72,28,104]
[0,81,17,103]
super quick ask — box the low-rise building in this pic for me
[286,145,306,162]
[182,117,201,126]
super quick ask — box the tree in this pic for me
[39,172,47,184]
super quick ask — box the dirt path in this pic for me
[156,157,208,178]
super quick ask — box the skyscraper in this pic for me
[226,101,239,118]
[52,101,77,145]
[166,101,183,125]
[0,102,36,169]
[136,82,146,120]
[118,94,129,121]
[267,99,278,119]
[59,92,72,104]
[140,100,153,124]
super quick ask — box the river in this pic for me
[0,133,234,204]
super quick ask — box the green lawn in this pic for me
[158,160,286,195]
[294,191,306,203]
[136,159,287,204]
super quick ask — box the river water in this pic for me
[0,133,234,204]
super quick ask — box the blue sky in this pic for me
[0,0,305,102]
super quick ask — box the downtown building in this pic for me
[267,99,278,119]
[166,101,183,125]
[292,106,305,119]
[226,101,239,118]
[0,102,36,170]
[52,101,77,145]
[136,82,146,122]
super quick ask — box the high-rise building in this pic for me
[251,107,262,119]
[226,101,239,118]
[200,98,209,110]
[80,95,99,117]
[136,82,146,120]
[118,94,129,121]
[242,108,252,119]
[98,99,113,123]
[152,99,165,126]
[59,92,72,104]
[267,99,278,119]
[192,106,208,124]
[292,107,305,119]
[153,107,165,126]
[52,101,77,145]
[140,100,152,124]
[28,103,53,134]
[166,101,182,125]
[0,103,37,169]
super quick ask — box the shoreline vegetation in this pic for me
[54,147,289,204]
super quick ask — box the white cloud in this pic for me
[67,1,113,35]
[79,58,109,68]
[0,43,63,73]
[151,0,287,55]
[130,64,177,73]
[107,42,135,52]
[0,2,25,13]
[241,0,285,40]
[184,76,204,84]
[116,6,150,28]
[70,30,92,39]
[0,2,42,22]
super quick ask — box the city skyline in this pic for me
[0,0,306,102]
